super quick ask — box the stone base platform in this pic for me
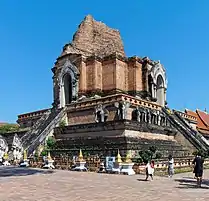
[54,120,193,157]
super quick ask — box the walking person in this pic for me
[145,160,155,181]
[192,153,204,187]
[168,154,174,178]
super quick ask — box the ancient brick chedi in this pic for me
[52,15,167,109]
[10,15,209,159]
[62,15,125,58]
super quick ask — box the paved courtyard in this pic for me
[0,167,209,201]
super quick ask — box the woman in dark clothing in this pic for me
[192,154,204,187]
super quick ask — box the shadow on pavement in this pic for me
[175,177,209,189]
[137,179,147,182]
[0,166,54,177]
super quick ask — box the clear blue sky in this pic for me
[1,0,209,123]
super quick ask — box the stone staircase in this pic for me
[162,108,209,152]
[21,107,66,155]
[174,110,209,148]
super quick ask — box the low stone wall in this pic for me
[27,156,209,175]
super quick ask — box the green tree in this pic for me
[41,150,47,156]
[46,136,56,150]
[0,124,19,134]
[59,120,66,128]
[137,146,161,163]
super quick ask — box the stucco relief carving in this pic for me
[94,104,109,123]
[58,60,79,85]
[115,101,130,120]
[147,61,167,89]
[131,107,172,128]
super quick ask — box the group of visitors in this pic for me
[144,154,174,181]
[144,153,204,187]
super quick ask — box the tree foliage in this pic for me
[0,124,19,134]
[136,146,162,163]
[59,120,66,128]
[46,136,56,150]
[41,150,47,156]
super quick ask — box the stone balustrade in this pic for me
[174,110,197,123]
[66,94,162,111]
[17,109,50,120]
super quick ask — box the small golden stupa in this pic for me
[124,150,132,163]
[38,144,44,156]
[167,109,173,114]
[47,151,52,160]
[23,150,27,160]
[3,152,8,160]
[116,149,122,163]
[78,149,85,162]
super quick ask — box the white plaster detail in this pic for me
[120,163,135,175]
[0,136,8,162]
[43,159,55,169]
[57,60,80,108]
[147,61,167,106]
[19,160,29,167]
[12,134,23,160]
[72,161,87,171]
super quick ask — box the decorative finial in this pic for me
[23,150,27,160]
[78,149,84,162]
[124,150,132,163]
[167,109,173,114]
[116,149,122,163]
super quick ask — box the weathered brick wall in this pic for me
[124,130,175,141]
[67,107,117,125]
[95,60,102,91]
[86,60,95,91]
[78,58,87,93]
[115,59,127,91]
[69,15,125,58]
[127,61,135,92]
[174,131,197,153]
[134,61,143,92]
[68,109,95,125]
[102,59,116,91]
[52,15,148,99]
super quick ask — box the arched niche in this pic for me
[146,61,167,106]
[63,74,73,105]
[58,60,80,108]
[156,75,165,106]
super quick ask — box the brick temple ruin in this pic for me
[1,15,209,160]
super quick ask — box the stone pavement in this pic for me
[0,167,209,201]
